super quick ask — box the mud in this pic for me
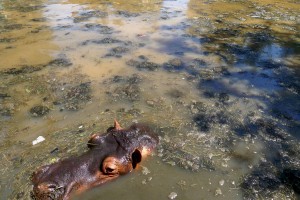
[0,0,299,199]
[104,74,142,102]
[29,105,50,117]
[127,59,162,71]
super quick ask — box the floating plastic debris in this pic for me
[219,179,225,186]
[168,192,177,199]
[32,136,45,145]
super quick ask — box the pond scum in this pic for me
[0,0,299,199]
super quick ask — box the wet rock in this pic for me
[146,98,165,108]
[74,10,108,23]
[31,26,46,34]
[127,108,143,117]
[117,107,143,117]
[126,59,140,67]
[138,55,148,60]
[111,75,124,83]
[106,46,129,57]
[281,168,300,194]
[29,105,50,117]
[0,107,14,116]
[48,58,72,67]
[190,101,207,114]
[62,82,92,111]
[255,119,287,141]
[218,92,230,103]
[241,163,288,199]
[136,61,160,71]
[198,69,215,80]
[223,43,257,62]
[245,31,274,44]
[18,5,45,12]
[0,38,16,43]
[82,38,121,45]
[3,24,23,31]
[192,59,207,67]
[271,109,293,121]
[160,15,170,20]
[0,93,10,99]
[116,10,139,18]
[167,89,184,99]
[213,28,240,37]
[84,24,113,34]
[2,65,45,75]
[127,59,161,71]
[31,18,47,22]
[258,60,281,69]
[193,113,211,132]
[192,104,231,132]
[203,90,216,98]
[112,84,140,101]
[105,74,142,85]
[127,75,143,84]
[104,74,143,102]
[163,58,184,71]
[84,23,102,29]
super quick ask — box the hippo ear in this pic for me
[114,119,122,130]
[131,149,142,169]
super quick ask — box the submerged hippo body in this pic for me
[31,121,158,200]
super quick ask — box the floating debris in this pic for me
[215,188,222,196]
[219,179,225,186]
[32,136,45,145]
[168,192,178,199]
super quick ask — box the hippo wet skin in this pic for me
[31,121,158,200]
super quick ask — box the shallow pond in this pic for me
[0,0,299,199]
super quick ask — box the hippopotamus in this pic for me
[31,120,158,200]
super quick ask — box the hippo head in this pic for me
[87,120,158,176]
[31,120,158,200]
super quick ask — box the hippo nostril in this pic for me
[132,149,142,169]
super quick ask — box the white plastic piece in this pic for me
[32,136,45,145]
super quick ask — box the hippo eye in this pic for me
[102,157,119,175]
[132,149,142,169]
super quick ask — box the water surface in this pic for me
[0,0,299,199]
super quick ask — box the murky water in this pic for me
[1,0,299,199]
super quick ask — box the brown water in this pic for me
[0,0,300,199]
